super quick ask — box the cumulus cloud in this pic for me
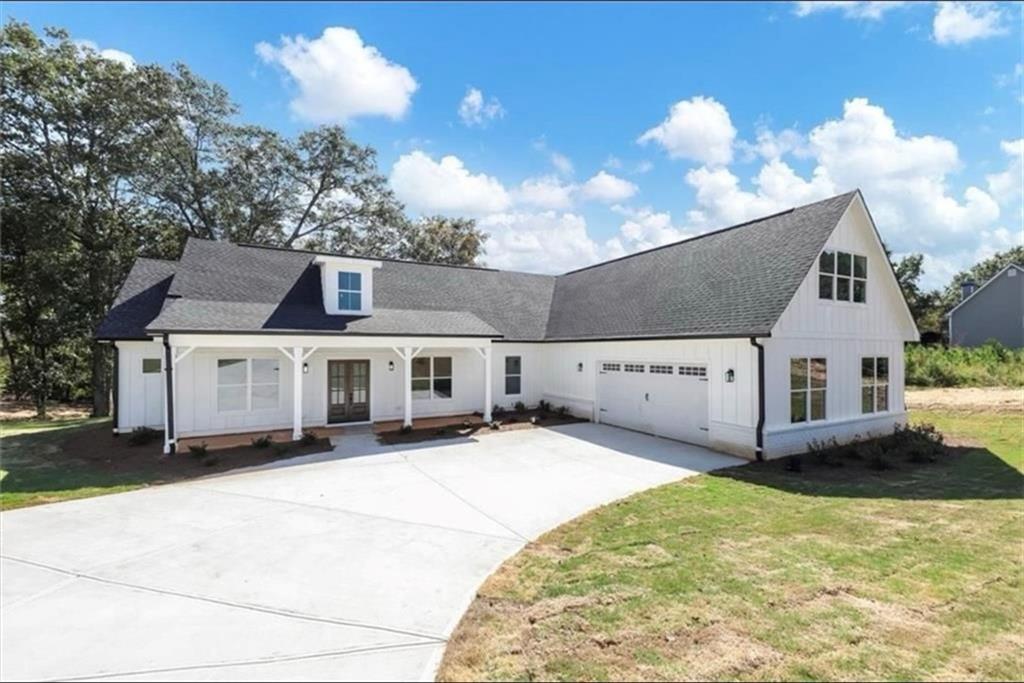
[606,206,691,257]
[638,96,736,166]
[739,126,811,161]
[74,40,135,68]
[986,139,1023,211]
[256,26,417,123]
[792,1,909,20]
[933,2,1008,45]
[479,211,601,273]
[580,171,638,203]
[514,175,576,210]
[389,151,510,215]
[550,152,574,176]
[458,87,505,127]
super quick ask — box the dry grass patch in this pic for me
[438,411,1023,681]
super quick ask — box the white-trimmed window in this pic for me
[217,358,280,412]
[412,356,452,400]
[505,356,522,395]
[790,357,826,423]
[861,357,889,413]
[142,358,161,374]
[337,271,362,311]
[819,250,867,303]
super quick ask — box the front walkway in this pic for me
[1,423,742,682]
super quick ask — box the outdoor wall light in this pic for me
[725,368,735,383]
[303,362,309,374]
[388,360,395,371]
[577,362,584,372]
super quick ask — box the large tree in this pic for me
[402,216,488,266]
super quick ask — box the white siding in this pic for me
[764,195,916,458]
[115,340,165,431]
[538,338,758,457]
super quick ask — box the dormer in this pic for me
[313,255,383,316]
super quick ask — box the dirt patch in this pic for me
[906,387,1022,413]
[0,399,91,421]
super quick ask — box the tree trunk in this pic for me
[91,341,111,417]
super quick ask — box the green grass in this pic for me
[440,411,1024,682]
[906,342,1024,387]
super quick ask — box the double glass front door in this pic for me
[327,360,370,423]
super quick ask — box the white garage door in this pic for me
[597,361,709,446]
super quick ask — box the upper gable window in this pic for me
[818,250,866,303]
[337,271,362,312]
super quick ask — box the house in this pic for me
[946,264,1024,349]
[95,190,918,459]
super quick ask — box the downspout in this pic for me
[749,337,765,461]
[111,342,119,435]
[163,334,176,454]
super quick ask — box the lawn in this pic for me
[0,418,332,510]
[439,410,1024,682]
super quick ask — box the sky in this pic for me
[6,1,1023,288]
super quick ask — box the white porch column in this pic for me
[483,346,493,422]
[292,345,303,441]
[403,346,413,428]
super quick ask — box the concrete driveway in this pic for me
[1,423,742,681]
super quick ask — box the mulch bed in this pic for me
[377,409,587,445]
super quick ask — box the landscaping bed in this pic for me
[0,419,332,510]
[377,407,587,445]
[438,410,1024,681]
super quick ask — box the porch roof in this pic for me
[146,299,501,338]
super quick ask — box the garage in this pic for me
[596,361,710,446]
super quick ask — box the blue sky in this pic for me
[7,1,1022,287]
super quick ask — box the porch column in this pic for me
[292,345,303,441]
[483,346,493,422]
[403,346,413,428]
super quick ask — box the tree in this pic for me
[1,22,164,416]
[402,216,488,266]
[892,253,942,334]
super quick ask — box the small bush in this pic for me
[299,431,318,446]
[514,401,527,414]
[251,435,272,448]
[797,422,947,473]
[807,437,841,466]
[864,441,889,471]
[127,426,160,446]
[556,405,569,418]
[892,422,945,463]
[492,404,506,417]
[187,442,209,458]
[538,399,552,413]
[489,421,501,430]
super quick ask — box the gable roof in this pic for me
[947,263,1024,318]
[95,258,177,340]
[97,191,861,342]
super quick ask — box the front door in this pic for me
[327,360,370,423]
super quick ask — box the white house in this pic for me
[96,190,918,459]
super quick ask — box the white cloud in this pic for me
[256,26,417,123]
[933,2,1008,45]
[74,40,135,68]
[793,1,908,20]
[550,152,574,176]
[389,151,510,215]
[580,171,638,203]
[633,160,654,174]
[458,87,505,127]
[740,126,811,161]
[480,211,600,273]
[514,175,576,210]
[603,155,623,170]
[607,206,691,256]
[986,138,1023,209]
[638,96,737,166]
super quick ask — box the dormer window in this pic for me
[819,250,867,303]
[338,271,362,312]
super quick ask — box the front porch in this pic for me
[160,333,498,454]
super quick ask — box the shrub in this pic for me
[187,442,209,458]
[299,431,318,446]
[492,404,506,417]
[489,421,501,430]
[807,437,841,466]
[538,399,552,413]
[905,341,1024,387]
[251,434,272,448]
[892,422,944,463]
[556,405,569,418]
[796,422,946,473]
[127,426,160,446]
[864,441,889,471]
[514,401,527,414]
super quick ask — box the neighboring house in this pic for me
[947,264,1024,349]
[96,190,918,459]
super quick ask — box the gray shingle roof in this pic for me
[96,191,858,341]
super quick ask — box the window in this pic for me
[601,362,621,372]
[624,363,645,373]
[649,364,673,374]
[505,356,522,395]
[861,357,889,413]
[790,357,826,423]
[819,250,867,303]
[217,358,279,412]
[337,271,362,311]
[412,356,452,400]
[679,365,707,377]
[142,358,161,374]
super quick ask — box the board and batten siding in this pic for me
[537,338,759,457]
[763,194,918,457]
[115,340,165,431]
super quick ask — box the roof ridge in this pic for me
[560,190,858,277]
